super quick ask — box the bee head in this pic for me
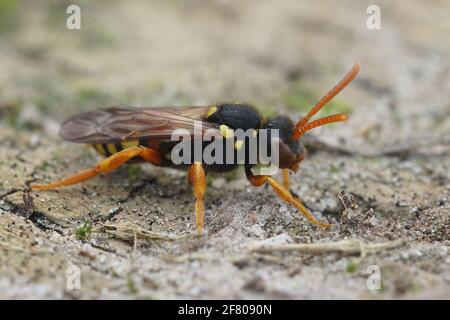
[261,115,305,171]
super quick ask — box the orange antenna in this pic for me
[292,63,360,140]
[301,114,347,133]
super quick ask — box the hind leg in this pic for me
[282,169,290,189]
[31,146,161,190]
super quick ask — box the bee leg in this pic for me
[282,169,300,197]
[248,174,330,229]
[187,162,206,234]
[282,169,290,189]
[31,146,161,191]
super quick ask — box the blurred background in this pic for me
[1,0,449,149]
[0,0,449,299]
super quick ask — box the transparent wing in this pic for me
[59,106,220,144]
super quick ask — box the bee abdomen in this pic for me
[92,140,140,157]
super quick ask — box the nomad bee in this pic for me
[32,64,360,233]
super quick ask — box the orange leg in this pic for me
[282,169,290,189]
[31,146,162,191]
[187,162,206,233]
[248,175,330,229]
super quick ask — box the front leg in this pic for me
[282,169,290,189]
[187,162,206,233]
[247,172,330,229]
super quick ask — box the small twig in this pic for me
[161,252,209,264]
[133,230,138,257]
[338,191,359,223]
[21,190,35,218]
[249,239,405,257]
[94,222,177,242]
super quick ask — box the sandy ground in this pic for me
[0,0,449,299]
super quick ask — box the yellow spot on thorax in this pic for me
[205,106,217,118]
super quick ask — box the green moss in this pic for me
[5,108,20,128]
[77,87,112,104]
[255,102,278,118]
[0,0,20,34]
[346,261,358,273]
[0,0,16,13]
[37,161,51,172]
[81,27,118,49]
[127,274,139,294]
[45,1,63,28]
[281,87,353,116]
[329,163,340,174]
[74,220,93,240]
[281,88,317,113]
[206,175,215,187]
[51,154,61,162]
[127,165,144,183]
[379,279,386,292]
